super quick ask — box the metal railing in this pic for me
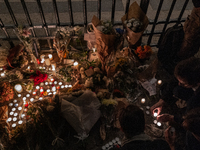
[0,0,191,52]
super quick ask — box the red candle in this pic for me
[25,102,29,108]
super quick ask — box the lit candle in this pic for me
[47,89,50,93]
[13,117,17,121]
[30,98,34,102]
[18,94,21,97]
[50,78,54,82]
[21,114,25,118]
[40,89,44,93]
[157,122,161,126]
[36,86,40,90]
[9,103,13,106]
[43,67,46,69]
[18,107,22,110]
[26,94,30,97]
[33,91,36,95]
[45,82,48,85]
[158,80,162,85]
[92,47,96,53]
[74,62,78,67]
[48,54,53,60]
[59,82,62,85]
[53,92,57,95]
[14,113,18,116]
[0,68,3,71]
[14,103,18,107]
[68,85,72,88]
[14,84,23,93]
[65,85,68,88]
[7,118,12,122]
[10,112,14,115]
[153,112,158,117]
[48,92,52,95]
[52,87,56,92]
[23,97,26,101]
[153,120,157,124]
[12,124,16,128]
[12,108,16,111]
[39,97,43,100]
[61,85,64,88]
[54,81,57,84]
[39,66,42,69]
[141,98,145,104]
[18,120,23,124]
[1,72,5,77]
[13,100,17,103]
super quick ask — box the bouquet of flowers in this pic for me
[29,70,48,86]
[0,82,14,103]
[134,45,152,60]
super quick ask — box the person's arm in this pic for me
[164,126,176,150]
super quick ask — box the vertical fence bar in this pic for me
[125,0,130,14]
[97,0,101,20]
[52,0,60,26]
[140,0,150,14]
[177,0,189,23]
[4,0,18,27]
[20,0,36,37]
[68,0,74,26]
[111,0,116,24]
[158,0,177,46]
[36,0,49,36]
[83,0,87,27]
[0,19,14,48]
[147,0,164,45]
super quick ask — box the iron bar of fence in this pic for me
[140,0,150,14]
[177,0,189,23]
[157,0,177,46]
[36,0,49,36]
[0,19,10,39]
[147,0,164,45]
[20,0,36,37]
[52,0,60,26]
[83,0,87,27]
[4,0,18,27]
[125,0,130,14]
[97,0,101,20]
[68,0,74,26]
[111,0,116,24]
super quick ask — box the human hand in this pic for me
[150,99,165,115]
[192,0,200,8]
[164,126,176,149]
[157,114,174,122]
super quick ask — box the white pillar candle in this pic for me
[14,84,23,93]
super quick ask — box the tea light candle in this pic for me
[36,86,40,90]
[53,92,57,95]
[30,98,34,102]
[39,66,42,69]
[59,82,62,85]
[50,78,54,82]
[1,72,5,77]
[21,114,25,118]
[23,97,26,101]
[9,103,13,106]
[13,117,17,121]
[48,54,53,60]
[7,118,12,122]
[12,123,16,128]
[45,82,48,85]
[61,85,64,88]
[48,92,52,95]
[12,108,16,111]
[14,103,18,107]
[39,97,43,100]
[33,91,36,95]
[74,62,78,66]
[47,89,50,93]
[153,112,158,117]
[13,99,17,103]
[26,94,30,97]
[65,85,68,88]
[141,98,145,103]
[51,61,56,71]
[18,107,22,110]
[0,68,3,71]
[14,113,18,116]
[43,67,46,69]
[158,80,162,85]
[157,122,161,126]
[18,94,21,97]
[14,84,23,93]
[18,120,23,124]
[153,120,158,124]
[40,89,44,93]
[10,112,14,115]
[68,85,72,88]
[52,87,56,91]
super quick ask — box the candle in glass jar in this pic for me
[48,54,53,60]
